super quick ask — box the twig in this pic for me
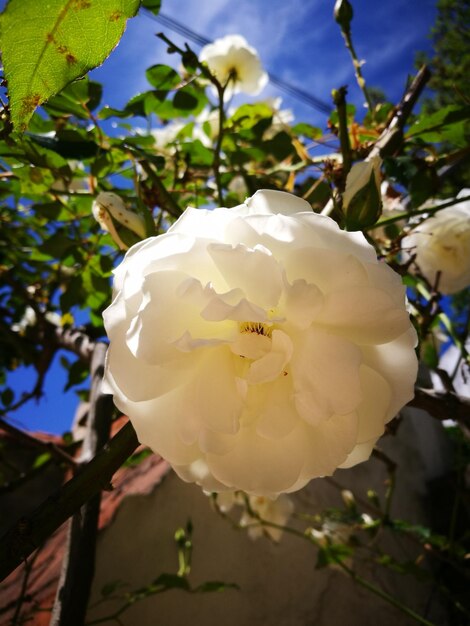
[369,65,431,159]
[0,417,77,468]
[0,420,139,582]
[54,327,96,363]
[51,343,114,626]
[409,387,470,430]
[332,86,352,182]
[134,159,182,218]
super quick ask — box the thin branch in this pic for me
[54,326,96,363]
[369,65,431,160]
[0,420,139,582]
[409,387,470,430]
[0,417,77,468]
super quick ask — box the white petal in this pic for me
[338,438,376,469]
[356,365,392,443]
[290,328,363,424]
[247,329,293,384]
[206,424,305,496]
[245,189,313,216]
[316,286,411,345]
[208,242,283,309]
[283,278,323,329]
[361,327,418,422]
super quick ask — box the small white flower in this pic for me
[240,494,294,542]
[262,97,295,140]
[92,192,146,251]
[199,34,268,96]
[402,189,470,294]
[103,190,417,497]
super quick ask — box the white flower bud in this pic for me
[343,156,383,230]
[92,192,147,250]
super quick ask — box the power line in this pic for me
[144,10,332,115]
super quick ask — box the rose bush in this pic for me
[199,34,268,96]
[103,190,417,496]
[402,190,470,294]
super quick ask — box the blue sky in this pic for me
[91,0,437,125]
[5,0,439,434]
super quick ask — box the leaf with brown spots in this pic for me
[0,0,141,131]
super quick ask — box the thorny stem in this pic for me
[213,83,226,206]
[332,86,352,182]
[340,28,374,117]
[156,32,227,205]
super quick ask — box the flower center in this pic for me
[239,321,273,338]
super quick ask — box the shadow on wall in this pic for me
[87,408,451,626]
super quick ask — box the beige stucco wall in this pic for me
[87,410,450,625]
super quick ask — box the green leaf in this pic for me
[151,573,190,591]
[43,79,103,119]
[146,64,181,90]
[195,581,240,593]
[64,358,89,391]
[407,105,470,141]
[292,123,322,140]
[33,452,52,469]
[1,387,14,407]
[38,232,74,258]
[0,0,140,130]
[141,0,161,15]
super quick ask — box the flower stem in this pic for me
[213,84,226,206]
[340,28,374,117]
[332,86,352,182]
[337,560,436,626]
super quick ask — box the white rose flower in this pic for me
[103,190,417,497]
[240,494,294,542]
[199,34,268,96]
[92,192,147,251]
[402,189,470,294]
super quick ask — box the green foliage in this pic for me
[415,0,470,111]
[0,0,140,130]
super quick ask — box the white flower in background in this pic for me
[210,490,294,542]
[103,189,417,497]
[199,34,268,96]
[92,192,146,251]
[262,97,295,140]
[371,182,406,241]
[240,494,294,542]
[193,108,221,147]
[151,121,186,154]
[227,175,248,201]
[402,189,470,294]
